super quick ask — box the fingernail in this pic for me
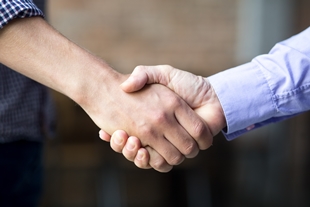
[98,130,103,138]
[126,142,135,151]
[136,151,144,160]
[114,136,123,145]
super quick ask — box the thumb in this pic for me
[121,65,172,93]
[120,66,149,92]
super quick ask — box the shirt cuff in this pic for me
[0,0,44,29]
[208,62,277,140]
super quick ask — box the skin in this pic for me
[0,17,213,172]
[99,65,226,170]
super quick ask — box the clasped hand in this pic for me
[99,65,226,172]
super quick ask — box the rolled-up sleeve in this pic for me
[0,0,44,29]
[208,27,310,140]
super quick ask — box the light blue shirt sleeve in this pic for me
[208,27,310,140]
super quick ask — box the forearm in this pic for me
[0,17,121,106]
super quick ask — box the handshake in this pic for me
[2,17,307,174]
[97,65,226,173]
[0,17,226,173]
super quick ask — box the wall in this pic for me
[40,0,310,207]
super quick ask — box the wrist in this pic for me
[200,78,227,136]
[71,59,123,109]
[209,84,227,129]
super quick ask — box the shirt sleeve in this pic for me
[208,27,310,140]
[0,0,44,29]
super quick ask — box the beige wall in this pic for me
[47,0,236,76]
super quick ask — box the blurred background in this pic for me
[39,0,310,206]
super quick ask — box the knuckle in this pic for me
[182,141,198,157]
[152,111,168,125]
[192,120,207,138]
[138,126,154,142]
[168,154,185,166]
[166,95,182,108]
[152,159,167,170]
[151,156,174,173]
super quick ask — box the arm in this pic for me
[116,27,310,141]
[0,7,212,172]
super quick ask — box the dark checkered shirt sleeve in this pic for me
[0,0,44,29]
[0,0,53,143]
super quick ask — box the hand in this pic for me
[100,65,226,169]
[87,72,212,172]
[121,65,226,135]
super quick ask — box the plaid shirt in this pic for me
[0,0,44,29]
[0,0,55,143]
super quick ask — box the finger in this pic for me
[154,95,200,158]
[120,66,149,92]
[146,146,173,173]
[145,133,185,166]
[99,129,111,142]
[133,148,151,169]
[164,123,199,159]
[110,130,129,153]
[175,101,213,151]
[122,136,142,162]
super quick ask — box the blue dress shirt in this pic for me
[208,27,310,140]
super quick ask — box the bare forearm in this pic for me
[0,17,121,106]
[0,17,212,172]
